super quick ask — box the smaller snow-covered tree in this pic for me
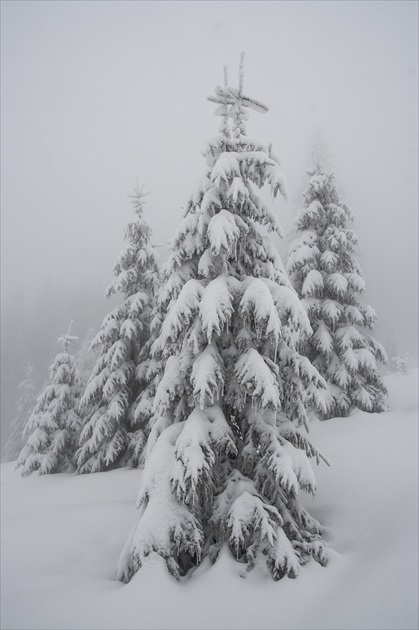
[77,189,160,473]
[287,161,387,418]
[16,326,81,476]
[4,362,36,462]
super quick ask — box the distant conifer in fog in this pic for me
[4,362,36,462]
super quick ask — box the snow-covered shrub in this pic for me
[392,352,410,375]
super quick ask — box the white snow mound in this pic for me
[1,370,418,629]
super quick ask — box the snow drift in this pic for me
[1,370,417,629]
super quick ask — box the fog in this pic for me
[1,0,417,444]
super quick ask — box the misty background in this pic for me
[1,0,417,448]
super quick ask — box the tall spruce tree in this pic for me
[77,189,160,473]
[16,326,81,476]
[287,161,387,418]
[4,362,36,462]
[117,57,329,583]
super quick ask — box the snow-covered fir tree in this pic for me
[287,160,387,418]
[117,57,329,583]
[77,189,160,473]
[4,362,36,462]
[16,326,81,476]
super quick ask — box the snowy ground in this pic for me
[1,370,418,630]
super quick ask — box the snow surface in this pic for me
[1,370,418,629]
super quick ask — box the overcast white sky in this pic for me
[1,0,418,439]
